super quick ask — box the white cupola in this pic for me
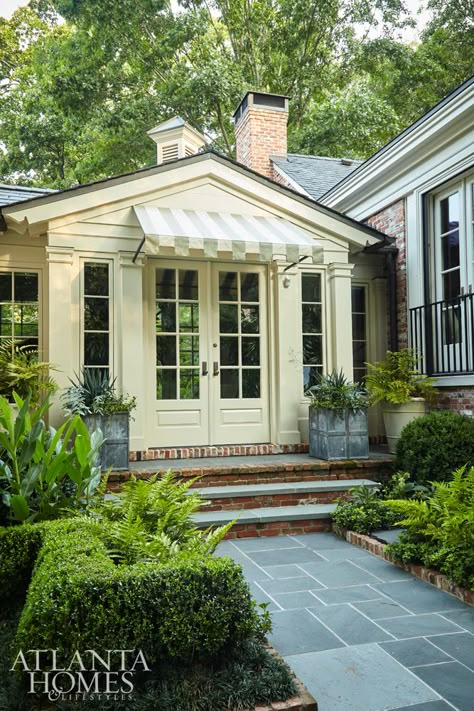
[147,116,209,165]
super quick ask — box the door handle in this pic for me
[213,361,219,376]
[201,361,208,376]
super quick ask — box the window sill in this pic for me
[433,375,474,387]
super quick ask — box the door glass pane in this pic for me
[242,337,260,366]
[442,232,460,272]
[84,298,109,331]
[443,269,460,301]
[241,305,259,333]
[303,335,322,365]
[179,304,199,332]
[219,304,238,333]
[157,369,177,399]
[156,302,176,332]
[0,305,12,335]
[304,365,322,390]
[179,336,199,366]
[302,274,321,302]
[220,336,238,365]
[156,335,177,366]
[14,273,38,302]
[219,272,238,301]
[179,270,198,300]
[242,369,260,398]
[240,273,259,302]
[156,269,176,299]
[14,305,39,336]
[180,369,199,399]
[220,369,239,398]
[440,193,459,235]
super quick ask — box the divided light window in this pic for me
[0,271,39,353]
[83,262,111,377]
[302,273,323,392]
[352,285,367,383]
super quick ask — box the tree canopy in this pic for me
[0,0,472,188]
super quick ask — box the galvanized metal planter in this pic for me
[83,412,130,471]
[309,407,369,460]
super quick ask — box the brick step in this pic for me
[193,504,336,539]
[195,478,378,511]
[109,457,392,490]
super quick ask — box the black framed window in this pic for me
[0,271,39,353]
[83,262,110,377]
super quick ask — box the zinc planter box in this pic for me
[83,412,129,471]
[309,408,369,461]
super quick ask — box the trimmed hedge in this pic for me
[0,523,44,603]
[395,411,474,483]
[15,520,266,666]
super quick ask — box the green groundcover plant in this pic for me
[332,485,400,535]
[385,466,474,590]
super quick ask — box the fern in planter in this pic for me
[365,349,435,405]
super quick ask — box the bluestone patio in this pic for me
[216,533,474,711]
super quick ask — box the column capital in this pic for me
[119,252,145,268]
[328,262,354,279]
[45,246,74,264]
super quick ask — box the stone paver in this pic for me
[216,532,474,711]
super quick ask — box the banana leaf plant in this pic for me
[0,392,105,524]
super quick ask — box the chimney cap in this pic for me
[233,91,290,122]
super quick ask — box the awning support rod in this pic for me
[283,255,310,272]
[132,236,146,264]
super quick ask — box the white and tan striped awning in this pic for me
[134,206,323,263]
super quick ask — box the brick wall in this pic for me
[433,387,474,417]
[235,106,288,179]
[367,199,408,348]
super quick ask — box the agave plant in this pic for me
[61,367,136,416]
[306,369,369,413]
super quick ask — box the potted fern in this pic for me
[62,369,136,471]
[0,340,57,412]
[365,350,436,454]
[306,370,370,460]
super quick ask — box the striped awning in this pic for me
[134,206,323,263]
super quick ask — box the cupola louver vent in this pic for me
[161,143,179,163]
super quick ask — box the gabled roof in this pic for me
[146,116,186,135]
[272,154,362,200]
[0,150,389,247]
[0,183,54,207]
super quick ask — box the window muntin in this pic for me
[302,273,323,391]
[351,285,367,383]
[83,262,111,376]
[0,271,39,353]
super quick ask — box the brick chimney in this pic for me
[233,92,289,179]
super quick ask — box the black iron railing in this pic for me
[409,293,474,376]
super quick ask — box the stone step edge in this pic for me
[193,503,336,527]
[190,478,378,499]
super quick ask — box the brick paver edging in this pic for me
[333,526,473,607]
[244,646,318,711]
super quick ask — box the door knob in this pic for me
[213,361,220,376]
[201,361,208,376]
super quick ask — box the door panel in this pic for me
[151,260,210,446]
[211,263,269,444]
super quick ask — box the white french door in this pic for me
[149,260,269,447]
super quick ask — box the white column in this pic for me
[46,246,76,427]
[119,253,146,453]
[328,262,354,379]
[271,258,302,445]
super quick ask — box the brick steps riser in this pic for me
[223,518,331,539]
[201,491,349,511]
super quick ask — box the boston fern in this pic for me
[365,349,435,405]
[307,369,369,413]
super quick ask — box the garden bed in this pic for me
[333,526,474,606]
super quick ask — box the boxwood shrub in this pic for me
[0,523,44,603]
[395,411,474,483]
[15,519,267,666]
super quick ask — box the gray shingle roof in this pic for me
[0,184,54,207]
[271,154,362,200]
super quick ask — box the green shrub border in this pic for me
[3,519,267,667]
